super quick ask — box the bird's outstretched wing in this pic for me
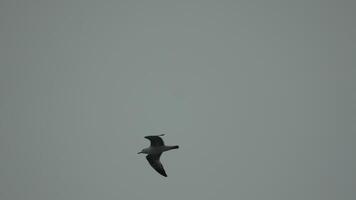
[144,134,165,147]
[146,154,167,177]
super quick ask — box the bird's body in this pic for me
[138,134,179,177]
[140,145,178,155]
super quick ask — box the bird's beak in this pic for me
[138,151,142,154]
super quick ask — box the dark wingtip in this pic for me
[144,134,165,138]
[161,171,168,177]
[158,171,167,177]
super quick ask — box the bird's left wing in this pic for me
[146,154,167,177]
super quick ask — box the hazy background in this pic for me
[0,0,354,200]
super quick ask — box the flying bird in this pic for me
[138,134,179,177]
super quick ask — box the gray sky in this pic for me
[0,0,355,200]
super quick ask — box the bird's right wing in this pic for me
[146,154,167,177]
[144,134,165,147]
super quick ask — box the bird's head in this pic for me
[138,148,149,154]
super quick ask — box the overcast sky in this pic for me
[0,0,355,200]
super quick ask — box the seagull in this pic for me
[138,134,179,177]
